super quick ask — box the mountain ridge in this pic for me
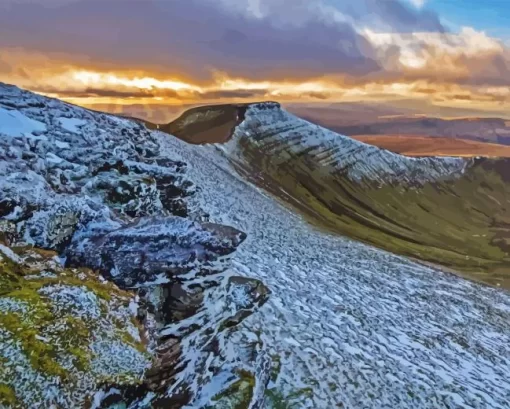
[163,101,510,288]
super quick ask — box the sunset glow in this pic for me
[2,0,510,121]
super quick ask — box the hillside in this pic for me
[296,112,510,146]
[1,85,510,409]
[0,83,269,408]
[165,102,510,288]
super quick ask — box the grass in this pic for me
[209,369,255,409]
[236,138,510,289]
[0,383,16,406]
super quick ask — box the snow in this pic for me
[58,117,87,133]
[0,107,46,137]
[223,103,468,185]
[158,129,510,409]
[55,140,71,149]
[39,285,102,320]
[0,243,22,263]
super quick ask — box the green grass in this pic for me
[0,245,148,399]
[237,139,510,288]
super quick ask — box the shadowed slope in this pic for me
[159,104,250,144]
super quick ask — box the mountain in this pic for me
[350,134,510,157]
[1,85,510,409]
[292,107,510,146]
[165,102,510,289]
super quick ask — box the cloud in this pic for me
[3,0,510,114]
[0,0,447,83]
[363,27,510,86]
[198,89,268,99]
[408,0,426,8]
[82,88,157,98]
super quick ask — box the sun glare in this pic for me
[71,70,202,92]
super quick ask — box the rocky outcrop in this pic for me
[0,245,150,408]
[66,217,246,288]
[0,83,271,408]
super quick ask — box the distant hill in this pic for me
[292,110,510,146]
[351,134,510,157]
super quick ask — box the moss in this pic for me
[265,389,293,409]
[68,347,91,372]
[210,370,256,409]
[118,331,147,355]
[0,383,16,406]
[65,315,91,340]
[0,248,147,384]
[0,312,68,379]
[0,255,23,295]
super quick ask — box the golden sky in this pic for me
[1,0,510,121]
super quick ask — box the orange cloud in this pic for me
[2,25,510,121]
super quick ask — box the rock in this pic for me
[21,196,120,253]
[220,276,271,329]
[151,283,206,325]
[84,172,163,218]
[0,245,151,409]
[0,84,271,409]
[65,217,247,288]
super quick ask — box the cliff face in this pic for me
[0,84,270,408]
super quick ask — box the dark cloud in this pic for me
[0,0,442,81]
[451,94,472,101]
[198,89,268,99]
[83,88,156,98]
[304,92,332,100]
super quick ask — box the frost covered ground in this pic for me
[0,83,269,408]
[157,131,510,409]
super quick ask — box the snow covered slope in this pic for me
[222,102,469,185]
[158,125,510,409]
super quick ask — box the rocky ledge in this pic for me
[0,83,270,408]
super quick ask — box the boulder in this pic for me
[65,217,247,288]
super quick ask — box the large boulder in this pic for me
[65,217,247,288]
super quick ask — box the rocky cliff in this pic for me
[0,83,270,408]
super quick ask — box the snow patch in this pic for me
[0,107,46,137]
[58,117,87,133]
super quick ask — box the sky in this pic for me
[1,0,510,121]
